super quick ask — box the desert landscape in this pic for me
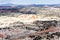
[0,4,60,40]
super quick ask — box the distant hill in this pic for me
[0,3,18,9]
[0,3,60,9]
[16,4,60,8]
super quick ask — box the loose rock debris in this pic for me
[0,20,60,40]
